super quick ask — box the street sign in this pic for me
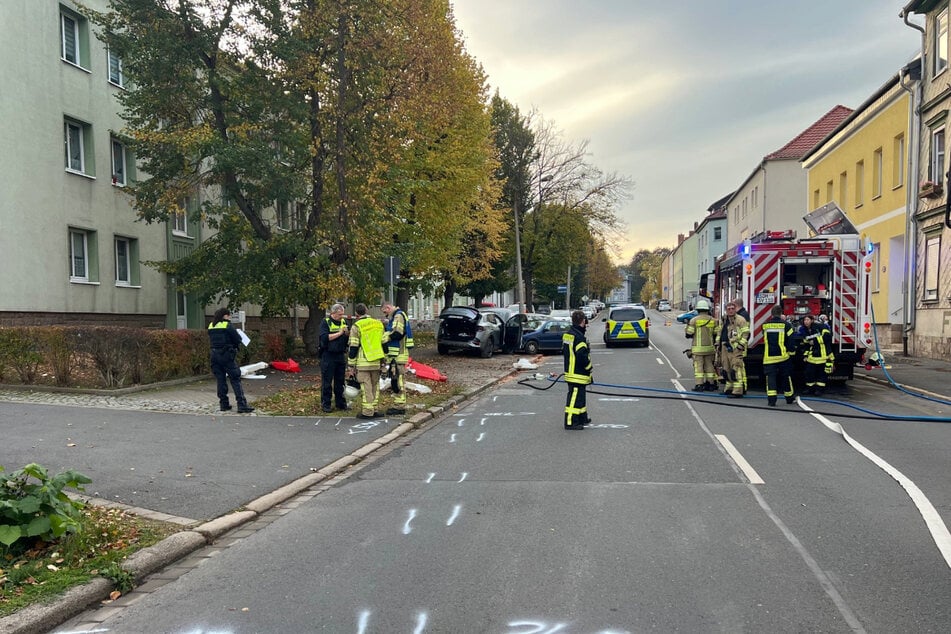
[581,295,589,303]
[557,285,567,293]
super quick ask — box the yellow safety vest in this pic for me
[349,316,385,368]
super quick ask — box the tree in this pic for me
[88,0,501,351]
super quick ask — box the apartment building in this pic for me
[0,0,183,328]
[801,73,912,351]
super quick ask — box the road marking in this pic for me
[480,417,487,426]
[457,418,465,426]
[799,401,951,569]
[413,612,428,634]
[476,432,485,442]
[715,434,764,484]
[457,472,467,483]
[402,509,417,535]
[446,504,462,526]
[357,610,371,633]
[449,433,457,443]
[425,473,435,483]
[656,357,663,364]
[598,397,640,402]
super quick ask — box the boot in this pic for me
[768,397,777,407]
[705,382,718,392]
[220,401,232,412]
[236,401,255,414]
[692,384,706,392]
[786,396,796,404]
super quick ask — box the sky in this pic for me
[450,0,923,264]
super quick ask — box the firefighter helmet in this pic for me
[695,298,711,312]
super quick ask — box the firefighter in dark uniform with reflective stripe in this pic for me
[207,307,253,413]
[562,310,593,430]
[762,304,796,406]
[318,303,350,412]
[797,314,834,395]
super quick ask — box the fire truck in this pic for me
[706,204,874,383]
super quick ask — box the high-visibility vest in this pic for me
[385,309,413,362]
[349,316,385,368]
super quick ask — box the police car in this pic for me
[602,305,650,348]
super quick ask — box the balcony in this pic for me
[918,180,943,199]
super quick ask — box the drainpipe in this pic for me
[900,7,925,356]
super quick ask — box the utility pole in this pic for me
[514,197,525,314]
[566,264,571,310]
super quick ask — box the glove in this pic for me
[824,361,834,375]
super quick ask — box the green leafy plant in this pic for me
[0,463,91,550]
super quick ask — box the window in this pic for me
[855,160,864,207]
[873,148,883,198]
[108,49,124,87]
[893,134,905,187]
[69,228,98,283]
[111,138,126,185]
[935,9,948,77]
[838,171,848,209]
[931,127,945,182]
[742,198,747,218]
[813,189,820,210]
[826,180,834,203]
[173,197,189,236]
[114,237,138,286]
[276,201,290,230]
[60,8,88,69]
[64,120,84,173]
[714,227,722,241]
[61,11,79,65]
[924,235,940,301]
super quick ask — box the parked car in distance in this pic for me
[549,309,572,320]
[437,306,523,358]
[602,305,650,347]
[536,305,552,315]
[581,305,595,319]
[657,299,671,311]
[676,309,698,324]
[521,318,572,354]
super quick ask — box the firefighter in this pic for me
[562,310,593,430]
[685,298,718,391]
[348,303,386,420]
[207,307,254,413]
[382,302,412,415]
[797,314,834,395]
[762,304,796,406]
[716,300,749,398]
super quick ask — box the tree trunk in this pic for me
[443,278,456,307]
[303,300,324,355]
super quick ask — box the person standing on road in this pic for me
[797,314,834,396]
[716,300,749,398]
[207,308,254,413]
[318,303,350,413]
[348,303,386,420]
[382,301,411,415]
[562,310,593,430]
[762,304,796,406]
[685,298,718,391]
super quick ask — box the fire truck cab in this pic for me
[708,204,874,383]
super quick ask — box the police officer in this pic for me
[716,300,749,398]
[207,307,253,413]
[762,304,796,406]
[797,314,834,395]
[562,310,593,430]
[382,302,412,415]
[318,303,349,413]
[685,298,718,391]
[348,303,386,420]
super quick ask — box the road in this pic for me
[55,312,951,633]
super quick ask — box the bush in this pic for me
[77,327,151,388]
[149,329,209,381]
[37,327,81,387]
[0,328,42,384]
[0,463,91,552]
[261,332,294,360]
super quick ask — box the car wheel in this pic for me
[525,340,539,355]
[480,341,494,358]
[437,344,449,355]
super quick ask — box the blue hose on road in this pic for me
[517,374,951,423]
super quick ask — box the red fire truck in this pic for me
[706,204,874,383]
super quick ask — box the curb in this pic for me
[853,373,950,403]
[0,365,530,634]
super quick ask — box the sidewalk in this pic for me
[853,351,951,402]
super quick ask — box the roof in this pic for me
[903,0,943,14]
[764,105,854,160]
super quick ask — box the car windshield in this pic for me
[611,308,645,321]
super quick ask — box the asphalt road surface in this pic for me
[55,313,951,633]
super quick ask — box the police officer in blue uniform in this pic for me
[207,307,253,413]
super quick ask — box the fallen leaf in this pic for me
[66,443,76,447]
[47,564,59,571]
[242,607,249,612]
[110,590,122,601]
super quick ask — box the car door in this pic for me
[502,313,525,353]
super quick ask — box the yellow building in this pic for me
[801,74,910,350]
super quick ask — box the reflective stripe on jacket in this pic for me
[562,326,592,385]
[385,309,410,362]
[716,315,750,357]
[349,316,385,368]
[686,314,717,354]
